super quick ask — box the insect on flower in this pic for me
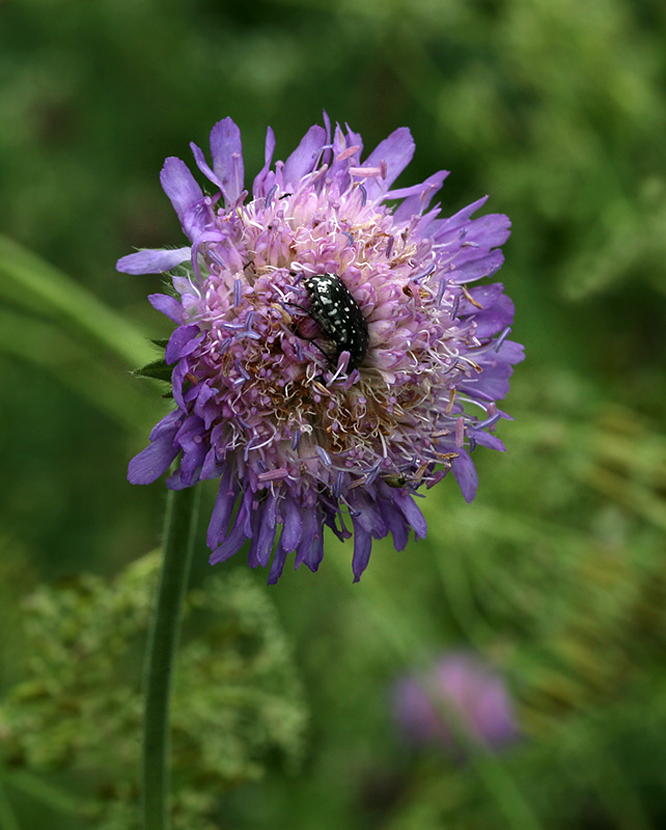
[302,273,370,371]
[117,115,524,583]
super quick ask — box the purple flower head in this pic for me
[117,116,524,583]
[392,652,520,754]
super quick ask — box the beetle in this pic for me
[302,273,369,372]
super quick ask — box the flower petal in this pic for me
[116,247,191,275]
[210,117,245,205]
[394,490,428,539]
[282,124,327,189]
[207,467,239,549]
[449,249,505,284]
[351,519,372,582]
[280,498,303,552]
[452,449,479,503]
[249,493,278,567]
[390,170,450,221]
[209,519,249,565]
[253,126,276,198]
[148,293,184,323]
[362,127,415,201]
[165,324,202,364]
[268,537,289,584]
[160,157,204,233]
[127,411,182,484]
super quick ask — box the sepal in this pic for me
[133,356,172,385]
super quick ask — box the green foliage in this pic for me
[0,556,307,829]
[2,0,666,826]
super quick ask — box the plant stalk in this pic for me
[142,485,200,830]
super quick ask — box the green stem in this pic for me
[142,485,200,830]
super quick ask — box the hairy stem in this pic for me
[142,486,200,830]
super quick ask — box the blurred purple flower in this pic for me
[392,652,520,753]
[117,116,524,582]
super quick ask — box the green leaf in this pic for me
[0,234,156,368]
[133,358,172,384]
[3,771,80,816]
[0,782,20,830]
[0,307,164,434]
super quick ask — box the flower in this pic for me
[117,116,524,583]
[391,652,520,753]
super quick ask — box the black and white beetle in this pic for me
[302,273,369,371]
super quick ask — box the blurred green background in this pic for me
[2,0,666,827]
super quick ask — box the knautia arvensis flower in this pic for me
[117,116,524,583]
[391,652,520,753]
